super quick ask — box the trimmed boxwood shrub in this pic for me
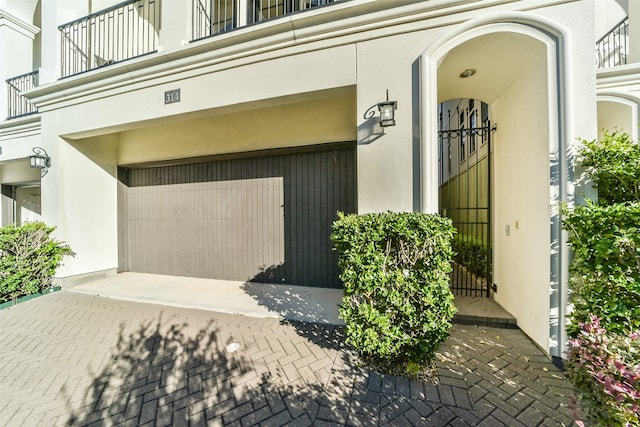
[331,211,457,372]
[0,222,73,304]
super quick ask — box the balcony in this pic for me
[596,17,629,69]
[59,0,160,78]
[6,71,39,120]
[58,0,341,78]
[192,0,340,41]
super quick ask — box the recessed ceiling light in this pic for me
[459,69,476,78]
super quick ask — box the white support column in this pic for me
[629,0,640,63]
[39,0,88,84]
[238,0,249,28]
[38,0,60,84]
[419,55,439,214]
[159,0,190,51]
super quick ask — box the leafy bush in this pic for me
[0,222,73,303]
[563,130,640,425]
[566,316,640,426]
[563,201,640,336]
[579,131,640,205]
[452,235,489,278]
[331,212,457,372]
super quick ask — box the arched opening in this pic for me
[422,21,567,356]
[597,94,639,142]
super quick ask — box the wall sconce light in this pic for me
[29,147,51,176]
[377,90,397,127]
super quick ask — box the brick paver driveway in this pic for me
[0,291,575,426]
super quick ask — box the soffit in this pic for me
[438,31,546,104]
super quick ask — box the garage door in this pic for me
[118,143,356,288]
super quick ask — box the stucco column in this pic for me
[159,0,190,51]
[629,0,640,63]
[39,0,88,84]
[0,10,39,118]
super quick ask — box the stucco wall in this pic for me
[0,124,42,161]
[55,45,357,138]
[491,50,551,350]
[0,159,40,183]
[117,92,357,165]
[43,126,119,277]
[355,28,449,214]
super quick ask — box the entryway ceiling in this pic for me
[438,31,546,104]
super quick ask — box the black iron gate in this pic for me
[438,121,495,297]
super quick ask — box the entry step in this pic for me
[453,296,518,329]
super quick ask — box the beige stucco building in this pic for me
[1,0,634,360]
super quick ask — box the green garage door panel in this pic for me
[120,144,356,288]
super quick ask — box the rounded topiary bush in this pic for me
[331,211,457,373]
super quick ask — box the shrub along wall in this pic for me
[563,131,640,426]
[564,201,640,336]
[331,211,457,375]
[0,222,73,304]
[452,235,490,279]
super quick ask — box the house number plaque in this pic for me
[164,89,181,104]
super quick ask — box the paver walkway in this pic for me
[0,291,575,426]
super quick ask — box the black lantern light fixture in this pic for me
[29,147,51,176]
[377,90,397,127]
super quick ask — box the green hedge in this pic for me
[564,201,640,336]
[579,130,640,205]
[331,212,457,372]
[452,235,489,278]
[0,222,73,304]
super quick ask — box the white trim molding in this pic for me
[0,10,40,39]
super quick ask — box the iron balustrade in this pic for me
[596,17,629,69]
[251,0,337,23]
[192,0,340,41]
[59,0,159,78]
[192,0,238,41]
[6,71,39,120]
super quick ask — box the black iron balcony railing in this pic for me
[596,17,629,69]
[59,0,159,78]
[192,0,340,41]
[6,70,39,120]
[193,0,237,40]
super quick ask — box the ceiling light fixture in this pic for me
[459,69,476,78]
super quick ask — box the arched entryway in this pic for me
[597,92,640,141]
[420,16,572,358]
